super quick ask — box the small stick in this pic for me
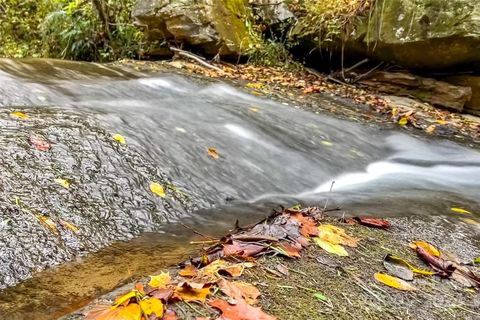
[169,47,224,73]
[323,181,335,211]
[181,223,218,241]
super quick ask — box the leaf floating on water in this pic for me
[249,106,260,112]
[409,240,440,257]
[149,182,166,198]
[474,257,480,264]
[148,272,171,289]
[29,135,51,151]
[374,272,417,291]
[112,134,126,144]
[59,219,79,234]
[313,237,348,256]
[451,207,472,214]
[207,147,219,160]
[10,111,29,119]
[398,117,408,126]
[54,178,70,189]
[321,140,333,146]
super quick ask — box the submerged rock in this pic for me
[132,0,256,57]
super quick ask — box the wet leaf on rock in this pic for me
[414,247,455,278]
[173,282,211,302]
[179,264,198,277]
[398,117,408,126]
[59,219,79,234]
[149,182,166,198]
[353,217,391,229]
[450,207,472,214]
[138,297,163,318]
[114,290,137,308]
[10,111,29,119]
[209,298,276,320]
[112,134,126,144]
[218,279,260,305]
[148,272,171,289]
[409,241,440,257]
[313,237,348,256]
[374,272,416,291]
[38,215,59,235]
[29,135,51,151]
[117,303,141,320]
[207,147,219,160]
[383,254,435,279]
[54,178,70,189]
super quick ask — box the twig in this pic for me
[353,61,384,83]
[169,47,224,72]
[181,223,218,241]
[323,181,335,211]
[344,58,369,74]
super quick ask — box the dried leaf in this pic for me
[223,241,265,258]
[148,272,171,289]
[218,279,260,305]
[114,290,137,308]
[317,224,358,247]
[273,242,301,258]
[460,218,479,225]
[113,134,126,144]
[10,111,29,119]
[138,298,163,318]
[173,282,210,302]
[410,241,440,257]
[374,272,416,291]
[163,309,177,320]
[55,178,70,189]
[450,207,472,214]
[313,237,348,256]
[209,298,276,320]
[59,219,79,234]
[117,303,141,320]
[290,212,318,237]
[415,247,455,278]
[425,125,436,133]
[384,254,435,277]
[149,288,173,302]
[149,182,166,198]
[38,215,59,235]
[354,217,391,229]
[207,147,219,160]
[179,264,198,277]
[276,264,289,276]
[29,135,51,151]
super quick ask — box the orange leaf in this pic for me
[410,241,440,257]
[209,299,276,320]
[207,147,219,160]
[163,309,178,320]
[173,282,211,302]
[117,303,142,320]
[290,212,318,237]
[274,242,301,258]
[179,264,198,277]
[219,279,260,305]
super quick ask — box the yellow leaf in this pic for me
[114,290,137,308]
[148,272,171,288]
[138,298,163,317]
[425,125,436,133]
[384,254,435,276]
[117,303,141,320]
[249,107,260,112]
[436,119,447,125]
[391,107,398,116]
[246,82,264,89]
[318,224,358,247]
[409,241,440,257]
[460,218,479,225]
[10,111,29,119]
[314,237,348,256]
[113,134,126,144]
[321,140,333,146]
[173,283,211,302]
[398,117,408,126]
[207,147,219,160]
[59,219,80,234]
[54,178,70,189]
[374,272,416,291]
[149,182,166,198]
[38,215,59,235]
[451,207,472,214]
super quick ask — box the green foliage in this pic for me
[0,0,148,61]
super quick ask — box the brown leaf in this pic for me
[290,212,319,237]
[179,264,198,278]
[207,147,219,160]
[354,216,391,229]
[218,279,260,305]
[209,298,276,320]
[150,287,174,302]
[415,247,455,278]
[163,309,178,320]
[276,264,290,276]
[274,242,301,258]
[29,135,51,151]
[223,241,266,258]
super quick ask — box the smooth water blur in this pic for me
[0,58,479,318]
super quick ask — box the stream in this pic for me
[0,58,479,319]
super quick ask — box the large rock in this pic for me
[132,0,255,57]
[359,71,472,111]
[444,75,480,116]
[355,0,480,70]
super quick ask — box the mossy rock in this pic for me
[133,0,256,56]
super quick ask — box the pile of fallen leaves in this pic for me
[84,206,480,320]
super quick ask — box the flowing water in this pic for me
[0,58,479,319]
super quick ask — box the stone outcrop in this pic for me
[359,71,472,111]
[444,75,480,116]
[132,0,255,57]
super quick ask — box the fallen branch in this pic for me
[169,47,224,73]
